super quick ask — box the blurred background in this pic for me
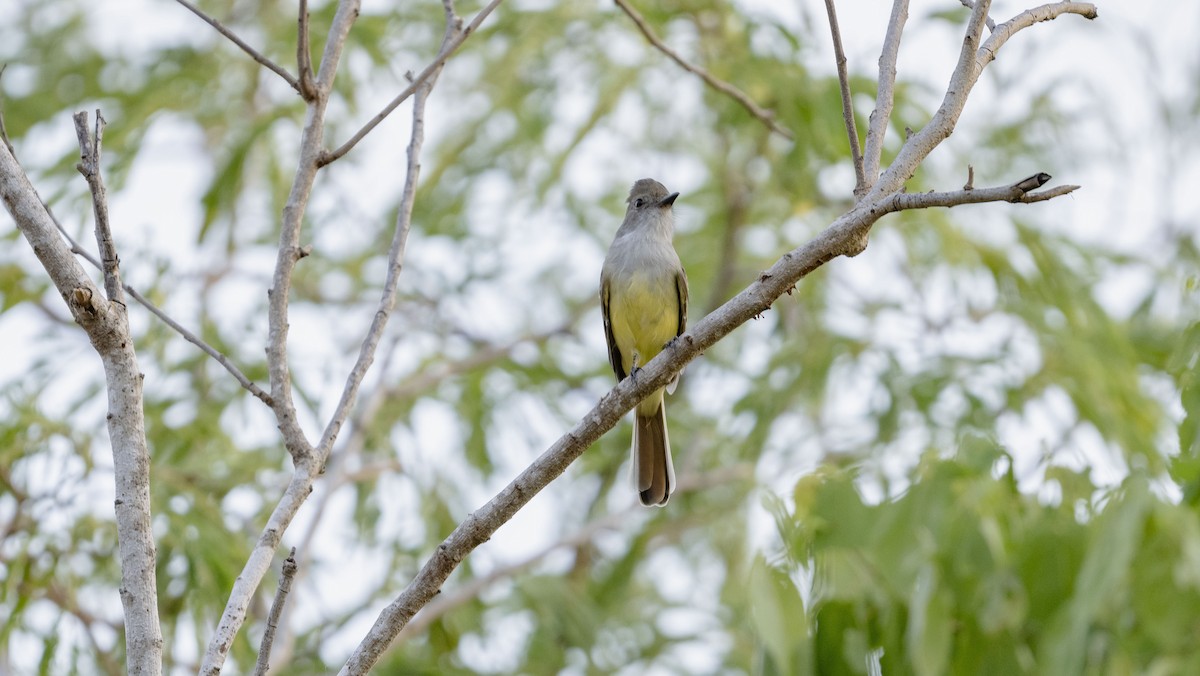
[1,0,1197,673]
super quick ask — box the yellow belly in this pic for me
[608,270,678,377]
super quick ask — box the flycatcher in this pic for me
[600,178,689,506]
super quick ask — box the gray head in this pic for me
[625,178,679,215]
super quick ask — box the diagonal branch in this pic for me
[174,0,302,93]
[612,0,793,141]
[39,197,274,406]
[390,464,753,650]
[320,0,505,166]
[862,0,909,193]
[822,0,865,193]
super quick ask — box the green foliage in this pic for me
[770,438,1200,675]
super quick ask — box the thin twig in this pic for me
[297,0,317,101]
[0,64,14,158]
[321,0,504,165]
[73,111,123,305]
[174,0,302,93]
[41,200,274,406]
[822,0,865,192]
[862,0,910,193]
[613,0,793,141]
[253,548,299,676]
[959,0,997,31]
[886,173,1077,212]
[315,0,459,464]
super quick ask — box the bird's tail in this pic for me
[634,392,675,506]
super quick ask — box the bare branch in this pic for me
[3,114,164,675]
[862,0,909,192]
[822,0,865,192]
[959,0,997,31]
[885,173,1077,212]
[297,0,317,101]
[316,0,457,465]
[253,548,298,676]
[979,2,1099,71]
[73,111,123,304]
[321,0,504,165]
[265,0,365,466]
[612,0,793,141]
[174,0,302,93]
[868,0,1096,202]
[390,463,753,649]
[203,0,364,671]
[39,195,274,406]
[866,0,994,201]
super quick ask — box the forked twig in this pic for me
[321,0,505,165]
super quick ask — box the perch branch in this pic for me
[613,0,793,141]
[822,0,865,192]
[390,464,754,649]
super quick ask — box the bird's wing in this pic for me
[600,276,627,381]
[675,267,689,337]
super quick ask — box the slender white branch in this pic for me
[265,0,364,464]
[862,0,909,192]
[253,548,298,676]
[315,2,456,462]
[979,2,1098,71]
[203,1,363,672]
[2,115,164,675]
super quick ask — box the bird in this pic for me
[600,178,688,506]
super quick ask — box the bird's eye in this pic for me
[633,197,645,208]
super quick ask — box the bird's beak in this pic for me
[658,192,679,208]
